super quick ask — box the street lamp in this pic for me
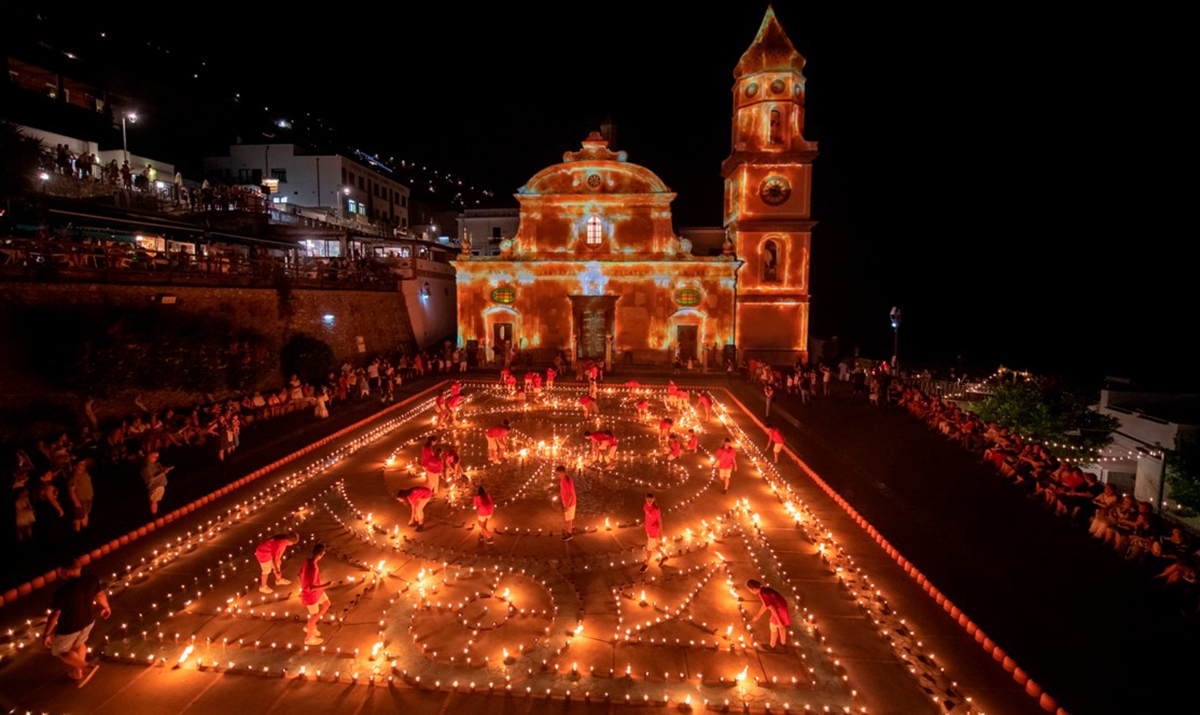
[889,306,902,371]
[122,111,138,163]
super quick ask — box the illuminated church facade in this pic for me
[455,7,816,366]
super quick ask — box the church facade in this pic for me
[455,8,815,366]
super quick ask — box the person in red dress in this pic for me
[447,394,464,424]
[746,579,791,648]
[584,430,618,467]
[666,434,683,462]
[546,367,556,388]
[505,373,517,394]
[636,399,650,421]
[766,426,785,463]
[255,532,300,593]
[300,544,332,645]
[640,493,667,572]
[667,380,679,409]
[625,380,640,389]
[578,394,599,417]
[397,486,433,531]
[684,429,698,453]
[657,417,674,450]
[558,466,576,541]
[486,420,511,462]
[697,393,713,422]
[531,372,543,400]
[450,381,461,397]
[474,485,495,545]
[442,446,463,483]
[499,368,510,387]
[715,438,737,493]
[422,444,445,495]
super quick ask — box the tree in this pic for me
[0,121,46,201]
[970,377,1117,462]
[280,333,336,385]
[1165,433,1200,513]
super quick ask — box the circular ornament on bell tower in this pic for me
[759,175,791,206]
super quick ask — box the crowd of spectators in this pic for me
[896,385,1200,612]
[2,346,460,554]
[0,234,398,287]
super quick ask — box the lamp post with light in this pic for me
[121,111,138,163]
[889,306,901,371]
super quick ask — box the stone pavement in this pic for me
[0,378,1033,715]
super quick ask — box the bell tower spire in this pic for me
[723,6,818,363]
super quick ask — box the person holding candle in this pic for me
[636,399,650,421]
[716,438,738,493]
[255,532,300,593]
[684,429,699,454]
[746,579,791,648]
[658,417,674,450]
[474,485,496,545]
[697,393,713,422]
[584,430,618,468]
[300,543,332,646]
[640,493,667,573]
[578,394,600,418]
[447,393,464,424]
[486,420,511,462]
[442,446,463,484]
[397,485,433,531]
[766,426,785,463]
[559,466,576,541]
[666,434,683,462]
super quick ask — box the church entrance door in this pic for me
[676,325,698,362]
[568,295,619,363]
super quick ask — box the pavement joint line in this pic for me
[720,385,1072,715]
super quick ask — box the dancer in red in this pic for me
[299,544,332,645]
[684,429,698,453]
[715,438,737,493]
[256,532,300,593]
[666,434,683,462]
[747,579,792,648]
[657,417,674,450]
[636,399,650,420]
[639,493,667,572]
[486,420,511,462]
[766,426,785,463]
[474,485,495,545]
[558,466,576,540]
[397,486,433,531]
[697,393,713,422]
[584,430,618,467]
[578,394,599,417]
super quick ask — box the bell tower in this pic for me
[723,6,817,363]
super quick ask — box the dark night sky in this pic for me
[10,2,1194,387]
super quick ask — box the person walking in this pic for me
[256,532,300,593]
[42,558,109,686]
[299,544,332,646]
[763,383,774,418]
[66,461,94,532]
[746,579,791,649]
[766,426,785,463]
[716,438,738,493]
[558,466,576,541]
[474,485,495,545]
[140,451,172,514]
[639,493,667,573]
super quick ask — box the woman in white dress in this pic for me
[314,388,330,419]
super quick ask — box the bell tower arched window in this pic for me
[586,216,603,245]
[769,109,782,145]
[763,239,780,282]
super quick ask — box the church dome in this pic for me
[519,131,672,196]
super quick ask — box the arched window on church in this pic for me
[586,216,603,245]
[769,109,782,145]
[762,239,780,282]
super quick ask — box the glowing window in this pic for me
[674,288,702,307]
[491,287,516,304]
[585,216,603,245]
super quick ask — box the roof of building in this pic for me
[518,132,672,198]
[733,6,807,79]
